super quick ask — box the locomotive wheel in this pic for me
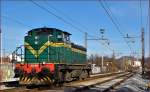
[79,70,88,80]
[53,71,64,87]
[58,71,64,82]
[65,71,72,82]
[84,70,88,79]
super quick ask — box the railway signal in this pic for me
[85,29,111,72]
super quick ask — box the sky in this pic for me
[1,0,149,58]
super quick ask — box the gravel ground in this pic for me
[114,73,150,92]
[1,72,149,92]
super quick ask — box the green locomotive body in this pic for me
[15,27,91,85]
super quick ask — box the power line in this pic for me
[140,0,143,27]
[148,0,150,58]
[103,0,121,28]
[0,1,121,57]
[43,1,90,34]
[44,0,117,52]
[102,0,123,52]
[44,1,110,44]
[1,15,33,28]
[2,0,117,54]
[43,1,116,51]
[30,0,86,34]
[40,0,101,39]
[30,0,115,52]
[98,0,133,54]
[44,1,101,39]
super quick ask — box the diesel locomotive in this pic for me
[14,27,91,85]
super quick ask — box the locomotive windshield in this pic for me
[63,31,71,43]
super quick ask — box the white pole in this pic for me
[101,55,103,72]
[123,56,124,71]
[48,35,50,62]
[149,0,150,63]
[85,32,87,49]
[0,29,2,64]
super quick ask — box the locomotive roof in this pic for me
[71,43,86,51]
[28,27,71,35]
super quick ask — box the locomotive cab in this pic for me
[28,27,71,43]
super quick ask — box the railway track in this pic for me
[64,72,125,85]
[90,72,133,92]
[64,72,134,92]
[1,72,132,92]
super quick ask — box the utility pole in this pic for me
[112,49,116,72]
[112,50,115,62]
[86,29,109,72]
[141,28,145,75]
[148,0,150,59]
[123,56,126,71]
[0,29,1,64]
[101,55,104,72]
[3,49,5,58]
[85,32,87,49]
